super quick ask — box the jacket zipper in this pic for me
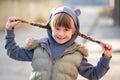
[44,45,55,80]
[50,60,55,80]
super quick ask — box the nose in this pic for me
[57,30,65,38]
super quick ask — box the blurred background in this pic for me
[0,0,120,80]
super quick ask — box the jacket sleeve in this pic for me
[5,29,33,61]
[78,55,111,80]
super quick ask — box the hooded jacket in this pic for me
[5,29,111,80]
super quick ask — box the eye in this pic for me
[64,28,70,31]
[55,27,60,30]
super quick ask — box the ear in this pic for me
[74,9,81,16]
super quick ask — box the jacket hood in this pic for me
[46,6,82,60]
[47,6,81,46]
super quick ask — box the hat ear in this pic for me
[51,8,56,13]
[74,9,81,16]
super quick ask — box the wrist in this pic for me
[5,29,15,38]
[103,53,112,59]
[6,26,14,30]
[100,54,111,68]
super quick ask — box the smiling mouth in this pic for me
[56,36,66,40]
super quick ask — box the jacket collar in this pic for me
[24,38,88,57]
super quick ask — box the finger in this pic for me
[100,43,105,52]
[106,44,112,50]
[104,43,112,50]
[8,17,21,22]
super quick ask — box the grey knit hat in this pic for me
[48,6,81,30]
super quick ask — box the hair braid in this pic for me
[16,19,50,29]
[76,31,101,44]
[17,19,102,44]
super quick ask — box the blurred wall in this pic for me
[0,0,66,31]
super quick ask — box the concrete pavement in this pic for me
[0,6,120,80]
[78,17,120,80]
[83,17,120,80]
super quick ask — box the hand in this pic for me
[6,17,21,30]
[100,42,112,58]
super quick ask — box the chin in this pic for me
[55,40,65,44]
[57,41,65,44]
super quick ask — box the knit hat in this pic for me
[47,6,81,60]
[47,6,81,30]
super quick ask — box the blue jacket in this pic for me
[5,29,111,80]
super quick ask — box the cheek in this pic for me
[51,30,55,36]
[70,29,75,36]
[72,28,76,34]
[51,29,57,37]
[72,31,75,35]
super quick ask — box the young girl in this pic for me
[5,6,112,80]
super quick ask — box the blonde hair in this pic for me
[50,13,75,29]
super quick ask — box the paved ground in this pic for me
[77,17,120,80]
[0,6,120,80]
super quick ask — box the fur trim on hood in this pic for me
[24,38,39,51]
[78,44,88,57]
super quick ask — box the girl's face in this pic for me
[50,13,76,44]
